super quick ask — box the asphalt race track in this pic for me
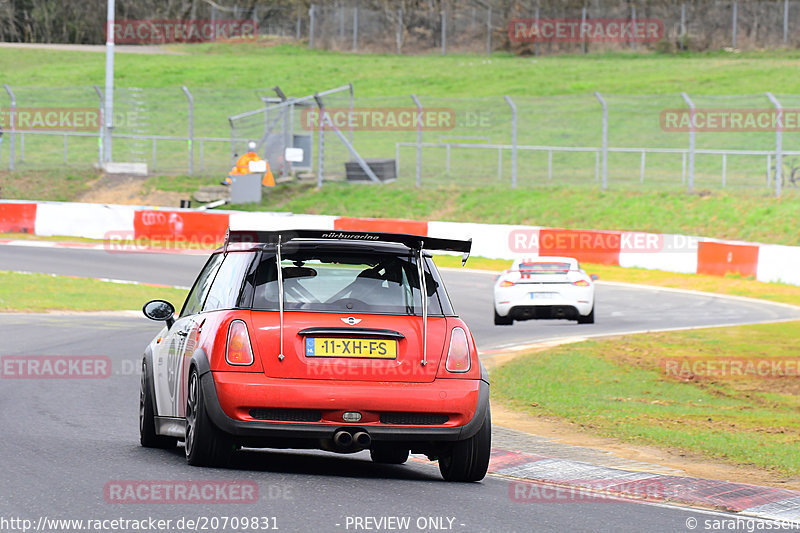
[2,244,799,352]
[2,244,799,532]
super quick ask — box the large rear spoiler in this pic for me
[228,228,470,368]
[223,229,472,266]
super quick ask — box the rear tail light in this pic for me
[445,327,471,373]
[226,320,254,366]
[499,280,515,287]
[572,280,590,287]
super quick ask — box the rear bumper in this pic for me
[201,371,490,443]
[495,286,593,318]
[507,304,582,320]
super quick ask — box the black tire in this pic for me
[370,444,410,465]
[185,368,234,467]
[494,309,513,326]
[439,408,491,482]
[577,305,595,324]
[139,360,177,449]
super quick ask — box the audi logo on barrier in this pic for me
[140,212,167,225]
[139,211,185,234]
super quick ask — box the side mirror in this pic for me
[143,300,176,329]
[590,274,599,281]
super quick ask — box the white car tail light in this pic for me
[445,327,471,373]
[572,280,590,287]
[226,320,254,366]
[499,280,515,287]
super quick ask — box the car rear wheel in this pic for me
[139,360,177,449]
[370,444,410,465]
[494,309,513,326]
[185,369,234,467]
[577,304,595,324]
[439,408,491,482]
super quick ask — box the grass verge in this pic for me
[0,169,96,202]
[0,271,188,313]
[3,44,800,96]
[490,321,800,476]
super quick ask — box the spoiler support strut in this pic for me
[417,248,428,367]
[276,234,285,362]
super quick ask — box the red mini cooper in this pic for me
[139,229,491,482]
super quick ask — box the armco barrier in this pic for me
[0,203,37,233]
[334,216,428,236]
[133,209,230,244]
[1,200,799,287]
[696,241,760,278]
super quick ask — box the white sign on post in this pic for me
[285,147,304,163]
[248,160,267,173]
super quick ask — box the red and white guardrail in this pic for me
[1,200,799,287]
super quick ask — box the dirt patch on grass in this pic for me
[77,173,184,207]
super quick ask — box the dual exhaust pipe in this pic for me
[333,429,371,450]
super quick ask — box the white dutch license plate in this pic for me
[529,292,557,300]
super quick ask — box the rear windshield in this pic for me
[251,249,451,316]
[519,262,572,273]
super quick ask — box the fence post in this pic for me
[296,13,301,41]
[441,10,447,55]
[680,3,686,51]
[352,7,358,52]
[309,5,315,49]
[3,84,15,170]
[581,7,587,54]
[732,1,738,48]
[630,6,637,50]
[274,86,290,178]
[397,9,403,54]
[504,96,518,188]
[181,86,194,175]
[339,2,345,43]
[534,6,540,56]
[348,82,354,149]
[211,5,217,41]
[93,85,103,167]
[486,6,492,55]
[680,92,695,193]
[411,94,423,187]
[766,92,783,198]
[640,151,646,183]
[784,0,789,45]
[594,92,608,190]
[315,94,324,187]
[722,153,727,187]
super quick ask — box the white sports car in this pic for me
[493,257,596,325]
